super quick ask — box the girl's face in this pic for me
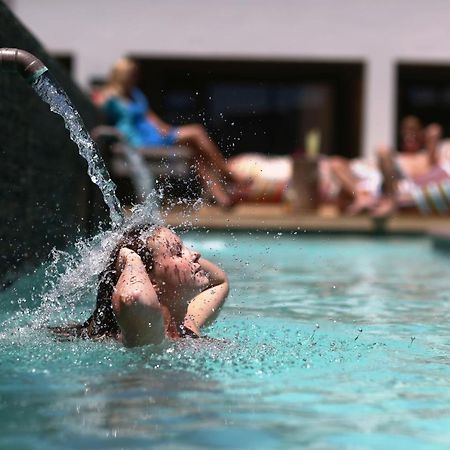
[147,228,209,297]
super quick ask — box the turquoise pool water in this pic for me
[0,233,449,449]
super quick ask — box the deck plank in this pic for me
[164,204,450,235]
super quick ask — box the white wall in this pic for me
[11,0,450,156]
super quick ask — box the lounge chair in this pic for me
[91,125,195,203]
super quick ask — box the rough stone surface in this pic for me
[0,1,104,286]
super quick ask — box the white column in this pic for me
[363,57,395,158]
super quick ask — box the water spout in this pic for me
[0,48,48,83]
[0,48,124,227]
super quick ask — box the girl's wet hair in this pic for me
[50,224,160,340]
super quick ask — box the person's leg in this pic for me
[328,156,376,214]
[377,146,398,196]
[176,124,249,184]
[370,146,398,218]
[328,156,358,195]
[176,124,230,176]
[175,124,252,206]
[195,159,233,207]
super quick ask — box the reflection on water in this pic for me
[0,234,449,449]
[65,369,222,442]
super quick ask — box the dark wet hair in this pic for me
[50,224,160,340]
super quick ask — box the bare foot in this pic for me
[226,182,253,206]
[206,181,236,208]
[346,193,378,216]
[211,191,233,208]
[209,179,252,208]
[370,197,397,219]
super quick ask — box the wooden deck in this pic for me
[165,203,450,236]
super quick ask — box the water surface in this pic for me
[0,233,449,450]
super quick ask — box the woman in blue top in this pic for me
[100,58,247,207]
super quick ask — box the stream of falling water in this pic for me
[31,73,124,227]
[25,72,192,326]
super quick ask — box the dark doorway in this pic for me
[52,53,73,75]
[398,63,450,145]
[132,57,363,158]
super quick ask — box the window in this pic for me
[397,63,450,145]
[134,57,363,158]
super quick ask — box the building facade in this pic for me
[10,0,450,157]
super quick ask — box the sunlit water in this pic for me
[0,233,449,450]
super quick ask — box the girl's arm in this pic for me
[184,258,229,333]
[112,248,164,347]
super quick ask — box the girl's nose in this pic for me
[192,251,201,262]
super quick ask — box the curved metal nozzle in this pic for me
[0,48,48,83]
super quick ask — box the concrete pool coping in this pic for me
[165,204,450,237]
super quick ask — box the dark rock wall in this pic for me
[0,1,103,285]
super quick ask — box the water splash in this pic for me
[30,198,165,327]
[10,70,200,329]
[31,73,123,227]
[0,188,203,345]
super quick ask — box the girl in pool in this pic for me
[53,225,229,346]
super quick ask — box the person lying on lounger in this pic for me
[51,225,229,346]
[327,116,450,217]
[374,122,450,216]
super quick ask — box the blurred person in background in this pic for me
[375,121,450,216]
[328,117,450,217]
[98,57,248,207]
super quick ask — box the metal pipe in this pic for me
[0,48,48,83]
